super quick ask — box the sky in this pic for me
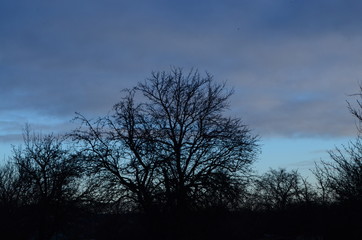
[1,0,362,176]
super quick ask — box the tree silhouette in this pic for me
[253,168,314,210]
[313,87,362,204]
[314,140,362,203]
[11,125,84,239]
[13,125,83,207]
[72,68,259,213]
[0,161,23,210]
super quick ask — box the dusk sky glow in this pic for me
[2,0,362,176]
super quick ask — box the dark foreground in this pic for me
[1,203,362,240]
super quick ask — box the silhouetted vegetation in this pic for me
[71,68,259,214]
[1,68,362,239]
[251,168,316,210]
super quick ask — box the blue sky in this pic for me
[1,0,362,176]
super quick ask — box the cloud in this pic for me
[1,0,362,140]
[0,134,22,143]
[286,160,316,168]
[225,31,362,137]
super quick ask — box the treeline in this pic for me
[1,68,362,239]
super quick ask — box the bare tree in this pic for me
[12,125,83,207]
[312,86,362,204]
[72,68,259,212]
[72,109,159,212]
[0,161,25,209]
[314,140,362,203]
[312,161,336,204]
[8,125,85,239]
[297,175,317,204]
[253,168,314,210]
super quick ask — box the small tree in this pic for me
[72,67,259,212]
[12,125,83,207]
[314,140,362,203]
[313,86,362,204]
[313,161,336,204]
[0,161,25,210]
[8,125,84,239]
[253,168,313,210]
